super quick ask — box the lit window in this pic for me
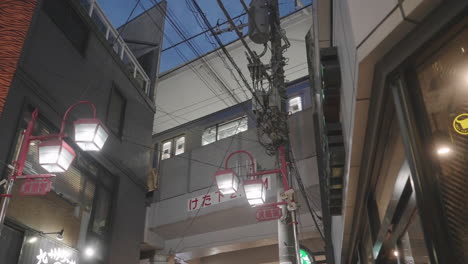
[175,136,185,155]
[288,96,302,114]
[161,141,171,160]
[202,127,216,146]
[202,116,248,146]
[217,117,248,141]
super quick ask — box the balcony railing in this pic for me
[80,0,151,95]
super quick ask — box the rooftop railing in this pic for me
[80,0,151,96]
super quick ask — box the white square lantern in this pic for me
[38,139,76,173]
[74,118,109,151]
[215,169,240,195]
[244,178,266,206]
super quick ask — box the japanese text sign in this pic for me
[187,191,243,211]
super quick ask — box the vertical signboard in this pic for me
[0,0,37,117]
[19,231,79,264]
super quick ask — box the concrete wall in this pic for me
[331,0,442,263]
[0,0,163,263]
[146,95,322,259]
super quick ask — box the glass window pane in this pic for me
[289,96,303,114]
[161,141,171,160]
[92,187,111,236]
[398,211,431,264]
[416,21,468,260]
[175,136,185,155]
[106,88,126,136]
[217,117,248,141]
[374,118,405,222]
[202,126,216,146]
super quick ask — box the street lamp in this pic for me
[74,118,109,151]
[216,147,290,207]
[39,139,76,173]
[0,101,109,235]
[214,169,240,195]
[244,178,266,205]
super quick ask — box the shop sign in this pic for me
[18,231,79,264]
[36,248,77,264]
[187,176,272,211]
[256,205,282,221]
[453,113,468,135]
[19,179,53,196]
[187,190,243,211]
[299,248,312,264]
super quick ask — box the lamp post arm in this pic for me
[15,109,39,178]
[59,101,97,136]
[224,150,256,174]
[279,145,290,191]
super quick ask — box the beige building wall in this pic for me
[188,238,323,264]
[331,0,442,263]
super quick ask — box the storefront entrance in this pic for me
[0,225,23,263]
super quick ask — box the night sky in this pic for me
[97,0,311,73]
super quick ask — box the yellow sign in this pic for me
[453,113,468,135]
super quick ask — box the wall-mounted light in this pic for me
[433,131,453,156]
[42,228,64,241]
[393,250,399,257]
[27,236,38,244]
[84,246,95,258]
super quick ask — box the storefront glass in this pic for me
[398,211,431,264]
[416,18,468,263]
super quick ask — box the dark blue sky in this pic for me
[97,0,311,73]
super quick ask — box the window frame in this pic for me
[106,85,127,139]
[288,95,303,114]
[160,134,186,161]
[201,116,248,146]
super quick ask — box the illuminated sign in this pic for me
[36,248,77,264]
[453,113,468,135]
[18,232,79,264]
[300,248,313,264]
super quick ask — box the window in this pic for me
[161,141,172,160]
[160,135,185,160]
[202,127,216,146]
[288,96,302,114]
[175,136,185,155]
[43,0,89,54]
[202,116,248,146]
[106,87,126,137]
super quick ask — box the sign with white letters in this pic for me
[36,248,77,264]
[18,231,79,264]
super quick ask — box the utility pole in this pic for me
[268,1,300,263]
[214,0,300,262]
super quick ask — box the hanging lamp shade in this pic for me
[244,178,266,206]
[38,139,76,173]
[214,169,240,195]
[73,118,109,151]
